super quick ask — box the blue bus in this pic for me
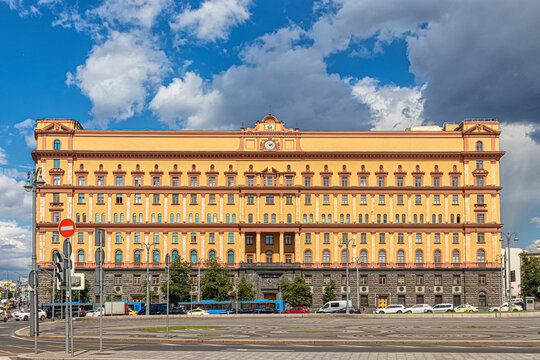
[177,299,284,314]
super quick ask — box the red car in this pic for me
[283,307,309,314]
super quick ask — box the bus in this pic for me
[176,299,285,314]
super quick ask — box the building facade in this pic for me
[34,115,503,309]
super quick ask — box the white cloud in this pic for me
[14,118,37,148]
[149,72,222,129]
[172,0,252,42]
[526,239,540,252]
[351,77,425,130]
[90,0,171,29]
[0,147,7,166]
[531,217,540,228]
[0,171,32,222]
[0,220,31,276]
[66,31,170,127]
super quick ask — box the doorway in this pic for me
[378,296,388,308]
[264,293,277,300]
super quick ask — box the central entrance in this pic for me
[378,296,388,308]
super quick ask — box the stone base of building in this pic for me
[37,265,500,311]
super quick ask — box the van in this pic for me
[317,300,353,313]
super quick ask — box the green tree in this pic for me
[322,280,337,304]
[161,260,192,303]
[47,279,90,303]
[521,254,540,300]
[278,275,312,308]
[200,260,233,301]
[140,280,159,303]
[236,275,256,301]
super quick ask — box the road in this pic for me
[1,318,540,358]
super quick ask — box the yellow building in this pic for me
[34,115,503,308]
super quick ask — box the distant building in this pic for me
[502,247,525,298]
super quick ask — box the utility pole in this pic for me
[352,257,360,310]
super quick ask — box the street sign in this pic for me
[165,254,170,267]
[95,248,105,265]
[28,270,37,289]
[95,228,105,247]
[94,268,105,283]
[58,218,76,238]
[94,285,106,295]
[63,239,72,257]
[71,274,85,291]
[537,286,540,292]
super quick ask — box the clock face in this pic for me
[265,140,276,150]
[265,124,275,130]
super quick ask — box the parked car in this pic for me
[376,304,406,314]
[255,308,279,314]
[432,303,454,313]
[489,303,523,312]
[454,304,478,313]
[283,307,309,314]
[137,304,168,315]
[14,309,44,321]
[239,308,254,314]
[187,309,209,316]
[169,306,186,315]
[85,309,101,317]
[405,304,433,313]
[317,301,353,313]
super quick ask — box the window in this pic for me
[477,214,485,223]
[266,195,274,204]
[452,233,459,244]
[477,249,486,263]
[479,294,487,307]
[53,139,61,150]
[322,250,330,263]
[377,177,385,187]
[264,214,269,223]
[191,233,197,244]
[397,177,403,187]
[115,232,122,244]
[433,177,440,187]
[415,233,422,244]
[416,275,424,286]
[77,250,84,263]
[305,233,311,244]
[152,177,160,186]
[452,195,459,205]
[134,176,142,186]
[341,195,348,205]
[415,195,421,204]
[246,254,253,263]
[397,250,405,264]
[323,233,330,244]
[152,275,159,285]
[322,194,330,205]
[305,194,311,205]
[323,275,331,286]
[378,250,386,264]
[227,250,235,264]
[397,194,403,205]
[304,177,311,187]
[434,275,442,285]
[227,232,234,244]
[78,176,86,186]
[379,275,386,285]
[190,194,197,204]
[304,250,312,263]
[52,212,60,222]
[434,250,442,263]
[434,233,441,244]
[451,177,459,187]
[172,177,179,186]
[415,250,423,263]
[265,251,273,263]
[414,177,421,187]
[360,233,366,244]
[379,233,385,244]
[190,250,197,264]
[247,194,254,204]
[134,194,141,205]
[134,250,141,263]
[477,232,485,243]
[476,141,483,151]
[247,177,254,186]
[286,177,292,186]
[378,195,385,205]
[265,234,274,245]
[433,194,440,205]
[53,159,60,168]
[228,194,234,204]
[97,176,105,186]
[476,194,485,205]
[453,275,461,285]
[341,249,349,264]
[360,194,367,205]
[360,177,367,186]
[227,177,235,187]
[479,274,487,285]
[360,250,368,263]
[246,235,254,245]
[115,250,122,264]
[190,177,197,186]
[286,194,293,204]
[53,176,60,185]
[341,177,348,187]
[322,177,329,187]
[452,250,460,263]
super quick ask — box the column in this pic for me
[219,232,224,261]
[444,195,449,223]
[407,195,412,223]
[280,194,284,223]
[219,195,224,223]
[444,233,449,263]
[67,195,73,219]
[126,233,131,262]
[370,195,375,223]
[279,232,284,263]
[256,232,261,262]
[389,232,394,263]
[182,195,187,223]
[315,232,320,263]
[239,232,245,262]
[352,195,357,223]
[333,195,338,221]
[145,195,149,222]
[370,232,375,263]
[201,233,205,259]
[294,232,301,262]
[107,232,112,262]
[164,194,168,222]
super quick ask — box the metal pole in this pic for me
[65,265,69,354]
[166,263,169,339]
[197,260,201,302]
[69,256,73,357]
[236,280,239,315]
[30,175,38,353]
[356,260,359,311]
[99,264,103,352]
[146,245,150,316]
[506,236,512,312]
[499,254,503,319]
[346,244,350,314]
[52,266,56,322]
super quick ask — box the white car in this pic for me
[405,304,433,313]
[454,304,479,312]
[489,303,523,312]
[85,310,101,317]
[186,309,209,316]
[432,303,454,313]
[14,309,46,321]
[376,304,406,314]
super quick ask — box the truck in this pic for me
[316,300,353,313]
[104,301,129,315]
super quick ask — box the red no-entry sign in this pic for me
[58,218,76,238]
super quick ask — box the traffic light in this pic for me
[54,253,66,287]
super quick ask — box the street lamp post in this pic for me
[339,236,356,314]
[141,242,159,316]
[501,232,518,311]
[495,254,505,318]
[351,256,360,311]
[24,167,45,354]
[197,258,204,302]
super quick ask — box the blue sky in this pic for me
[1,0,539,280]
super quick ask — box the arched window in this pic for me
[341,249,348,264]
[153,250,160,263]
[397,250,405,264]
[322,214,326,223]
[134,250,141,263]
[395,214,399,223]
[303,214,307,223]
[114,213,118,223]
[232,214,236,223]
[248,214,253,223]
[476,141,483,151]
[271,214,276,223]
[420,214,424,223]
[189,214,193,223]
[358,214,362,223]
[438,214,442,223]
[264,214,269,223]
[208,250,216,261]
[346,214,350,223]
[207,213,212,223]
[452,249,460,263]
[415,249,423,263]
[213,214,217,223]
[378,250,386,264]
[477,249,486,263]
[77,250,84,263]
[226,214,230,223]
[287,213,292,223]
[360,250,368,264]
[328,214,332,223]
[304,250,312,263]
[450,214,454,223]
[266,251,273,263]
[134,214,138,223]
[309,214,314,223]
[383,214,387,224]
[413,214,417,223]
[195,214,199,223]
[53,140,61,150]
[434,250,442,263]
[172,250,179,263]
[227,250,235,264]
[190,250,197,264]
[340,214,344,223]
[115,250,122,264]
[158,214,161,223]
[377,214,381,223]
[432,214,436,223]
[322,250,330,263]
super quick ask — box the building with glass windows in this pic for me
[34,115,503,309]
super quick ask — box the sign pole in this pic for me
[165,254,170,340]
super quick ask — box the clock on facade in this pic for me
[264,140,276,150]
[265,124,275,130]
